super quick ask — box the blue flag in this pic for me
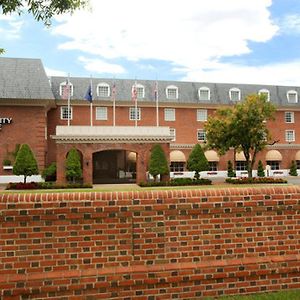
[84,84,93,103]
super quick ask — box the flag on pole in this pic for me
[154,81,159,127]
[61,78,71,100]
[84,84,93,103]
[112,82,116,126]
[131,83,137,102]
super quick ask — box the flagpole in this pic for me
[67,73,71,126]
[135,80,137,127]
[155,80,159,127]
[113,79,116,127]
[90,76,93,127]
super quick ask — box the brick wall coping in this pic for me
[0,254,299,284]
[0,186,299,203]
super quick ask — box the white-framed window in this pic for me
[229,87,241,101]
[136,84,145,99]
[166,85,178,99]
[266,161,280,170]
[296,160,300,170]
[197,129,206,142]
[258,89,270,101]
[170,128,176,141]
[208,162,218,171]
[97,83,110,97]
[287,90,298,103]
[60,106,72,120]
[59,81,73,98]
[197,109,207,122]
[170,162,184,172]
[129,107,141,121]
[285,130,295,142]
[236,161,247,171]
[96,107,108,120]
[198,87,210,101]
[164,108,176,121]
[285,112,294,123]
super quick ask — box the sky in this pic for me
[1,0,300,85]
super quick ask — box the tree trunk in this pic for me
[24,175,27,184]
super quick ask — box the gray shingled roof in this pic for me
[0,57,54,100]
[50,76,300,107]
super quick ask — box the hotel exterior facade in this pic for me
[1,57,300,184]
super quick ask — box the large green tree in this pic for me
[205,94,275,178]
[13,144,39,183]
[187,144,208,179]
[148,144,169,182]
[65,148,82,183]
[0,0,88,53]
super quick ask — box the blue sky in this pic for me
[1,0,300,85]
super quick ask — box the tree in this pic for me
[257,160,265,177]
[148,144,169,182]
[289,160,298,176]
[13,144,39,183]
[65,148,82,183]
[187,144,208,179]
[227,160,235,178]
[205,94,275,178]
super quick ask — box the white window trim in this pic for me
[95,107,108,120]
[285,130,295,142]
[166,85,178,99]
[97,82,110,97]
[197,129,206,142]
[285,111,294,123]
[198,87,210,101]
[287,90,298,103]
[229,87,241,101]
[135,83,145,99]
[170,128,176,141]
[60,106,73,120]
[258,89,270,102]
[59,81,73,97]
[197,109,208,122]
[164,108,176,121]
[129,107,141,121]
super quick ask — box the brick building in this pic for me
[1,57,300,184]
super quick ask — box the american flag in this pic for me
[154,81,158,101]
[61,79,71,99]
[132,83,137,102]
[112,82,116,99]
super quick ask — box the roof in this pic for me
[50,76,300,107]
[0,57,54,100]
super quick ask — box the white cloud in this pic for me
[51,0,278,76]
[279,14,300,35]
[78,56,126,74]
[0,14,23,39]
[45,67,67,77]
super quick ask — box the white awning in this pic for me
[295,150,300,161]
[266,150,282,161]
[170,150,186,162]
[235,151,246,161]
[205,150,220,162]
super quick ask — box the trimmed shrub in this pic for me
[225,177,287,184]
[148,144,169,182]
[65,148,82,183]
[187,144,208,179]
[227,160,236,177]
[139,177,212,187]
[42,162,57,181]
[289,160,298,176]
[257,160,265,177]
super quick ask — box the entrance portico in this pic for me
[52,126,172,184]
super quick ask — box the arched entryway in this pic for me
[93,150,137,184]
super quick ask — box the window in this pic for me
[285,112,294,123]
[136,84,145,99]
[197,109,207,122]
[60,106,72,120]
[166,85,178,99]
[59,81,73,98]
[236,161,247,171]
[258,89,270,101]
[197,129,206,142]
[170,162,184,172]
[287,90,298,103]
[198,87,210,101]
[97,83,110,97]
[285,130,295,142]
[96,107,108,120]
[129,107,141,120]
[208,162,218,171]
[266,161,280,170]
[170,128,176,141]
[164,108,175,121]
[229,88,241,101]
[297,161,300,170]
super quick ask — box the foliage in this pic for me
[225,177,287,184]
[227,160,236,177]
[289,160,298,176]
[139,177,212,187]
[13,144,39,183]
[148,144,169,181]
[3,144,20,166]
[65,148,82,183]
[187,144,209,179]
[2,158,12,166]
[257,160,265,177]
[6,182,92,190]
[42,162,57,181]
[205,94,275,178]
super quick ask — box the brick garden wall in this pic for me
[1,186,300,299]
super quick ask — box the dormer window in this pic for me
[97,83,110,97]
[287,90,298,103]
[198,87,210,101]
[166,85,178,99]
[59,81,73,99]
[136,84,145,99]
[258,89,270,101]
[229,87,241,101]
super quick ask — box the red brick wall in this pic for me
[0,106,47,175]
[1,186,300,299]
